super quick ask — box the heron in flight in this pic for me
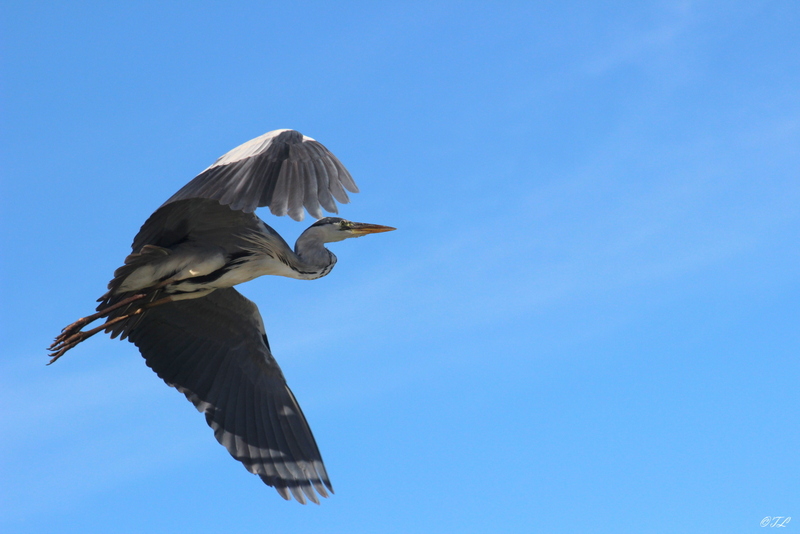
[48,129,395,504]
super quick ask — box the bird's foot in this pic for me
[47,313,130,365]
[55,293,148,343]
[47,293,151,364]
[47,334,84,365]
[53,317,93,345]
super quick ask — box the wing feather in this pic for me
[301,160,323,219]
[286,160,305,221]
[164,129,358,221]
[126,287,332,503]
[250,382,285,486]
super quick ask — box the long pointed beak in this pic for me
[349,222,396,236]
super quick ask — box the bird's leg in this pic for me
[54,293,148,343]
[47,314,134,365]
[47,294,175,365]
[54,274,185,343]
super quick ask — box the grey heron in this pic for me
[48,129,395,504]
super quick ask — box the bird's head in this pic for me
[306,217,396,243]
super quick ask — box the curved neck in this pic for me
[291,228,338,280]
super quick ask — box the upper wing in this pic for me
[163,129,359,221]
[126,287,333,504]
[128,198,277,253]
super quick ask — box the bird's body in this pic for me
[110,202,338,298]
[49,129,394,504]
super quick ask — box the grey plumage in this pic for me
[127,287,331,504]
[49,129,394,504]
[165,129,358,220]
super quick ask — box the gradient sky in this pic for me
[2,2,798,533]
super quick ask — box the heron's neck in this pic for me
[292,230,338,280]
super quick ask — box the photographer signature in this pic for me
[762,517,792,528]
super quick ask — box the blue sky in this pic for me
[1,1,798,532]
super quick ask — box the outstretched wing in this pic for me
[164,129,359,221]
[126,287,332,504]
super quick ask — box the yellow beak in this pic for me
[349,222,397,236]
